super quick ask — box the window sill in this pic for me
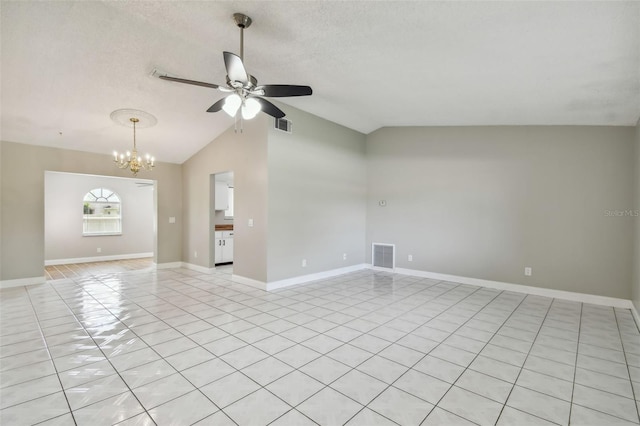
[84,216,121,219]
[82,233,122,237]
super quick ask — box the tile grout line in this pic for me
[613,308,640,422]
[173,276,471,424]
[43,269,383,423]
[264,281,479,423]
[23,284,79,426]
[44,281,162,426]
[492,297,556,425]
[416,291,539,426]
[202,271,443,424]
[53,274,247,425]
[256,283,449,425]
[566,302,584,425]
[569,307,640,424]
[224,277,462,424]
[339,285,504,425]
[408,298,629,414]
[267,283,475,425]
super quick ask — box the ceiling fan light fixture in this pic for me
[242,97,261,120]
[157,13,311,124]
[223,94,242,116]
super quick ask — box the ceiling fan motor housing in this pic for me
[233,13,252,29]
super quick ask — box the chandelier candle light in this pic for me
[111,109,156,176]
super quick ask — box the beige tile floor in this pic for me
[1,265,639,425]
[45,258,153,280]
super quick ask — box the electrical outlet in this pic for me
[302,259,307,267]
[248,218,254,227]
[343,253,347,260]
[96,247,101,253]
[524,267,532,276]
[169,217,176,224]
[194,251,198,258]
[408,254,413,262]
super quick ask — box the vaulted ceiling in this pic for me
[1,1,638,163]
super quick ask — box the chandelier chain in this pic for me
[113,116,154,176]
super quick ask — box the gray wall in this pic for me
[181,117,269,282]
[44,172,154,261]
[267,104,367,282]
[0,141,182,280]
[0,143,3,279]
[633,119,640,312]
[366,126,636,299]
[3,119,638,307]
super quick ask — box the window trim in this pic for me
[82,188,122,236]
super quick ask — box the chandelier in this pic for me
[111,110,156,176]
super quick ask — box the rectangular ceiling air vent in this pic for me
[275,117,292,133]
[372,243,395,270]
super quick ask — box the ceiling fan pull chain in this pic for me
[233,111,244,134]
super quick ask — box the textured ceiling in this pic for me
[1,1,639,164]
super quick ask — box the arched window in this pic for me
[83,188,121,236]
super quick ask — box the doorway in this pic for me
[210,171,234,268]
[44,171,157,267]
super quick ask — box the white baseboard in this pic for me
[231,264,369,292]
[46,252,153,266]
[631,302,640,330]
[181,262,216,274]
[0,276,46,289]
[154,262,214,273]
[153,263,369,292]
[391,266,634,310]
[266,264,369,291]
[232,274,267,290]
[154,261,183,269]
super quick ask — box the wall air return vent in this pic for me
[275,117,292,133]
[372,243,395,270]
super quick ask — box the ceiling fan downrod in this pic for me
[233,13,252,61]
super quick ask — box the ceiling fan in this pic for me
[154,13,312,120]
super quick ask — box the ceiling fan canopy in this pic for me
[155,13,312,120]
